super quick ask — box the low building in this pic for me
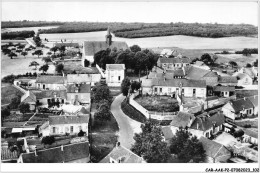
[34,90,67,107]
[61,105,89,116]
[53,42,79,49]
[105,64,125,87]
[233,73,253,86]
[39,115,89,137]
[157,57,191,70]
[213,86,235,98]
[35,75,66,90]
[100,142,144,163]
[17,141,90,163]
[199,137,231,163]
[222,98,255,120]
[218,76,238,86]
[160,49,177,58]
[66,84,91,107]
[21,91,36,110]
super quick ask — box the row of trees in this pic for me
[191,53,218,66]
[131,121,206,163]
[121,77,141,96]
[93,45,159,75]
[235,48,258,56]
[2,30,35,40]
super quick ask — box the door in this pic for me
[193,89,196,97]
[43,84,45,89]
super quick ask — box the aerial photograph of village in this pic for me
[0,0,259,169]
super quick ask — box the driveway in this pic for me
[111,94,142,149]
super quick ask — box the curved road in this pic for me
[111,94,142,149]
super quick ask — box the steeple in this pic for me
[106,27,112,46]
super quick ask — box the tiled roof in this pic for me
[33,90,67,99]
[20,141,89,163]
[213,86,235,92]
[106,64,125,70]
[36,75,65,84]
[230,98,254,113]
[173,69,185,76]
[1,148,19,161]
[100,145,143,163]
[49,115,89,125]
[247,95,258,107]
[162,126,175,140]
[21,91,37,103]
[84,41,128,56]
[203,71,218,78]
[186,66,211,80]
[199,137,230,159]
[190,112,225,131]
[152,78,206,88]
[159,57,191,64]
[61,105,90,115]
[243,129,258,139]
[64,63,100,74]
[218,76,238,84]
[67,84,91,93]
[160,49,176,56]
[170,112,195,128]
[54,42,79,48]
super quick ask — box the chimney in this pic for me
[116,142,120,147]
[164,76,166,81]
[197,123,199,130]
[34,150,38,157]
[182,66,185,76]
[61,145,63,151]
[244,97,246,101]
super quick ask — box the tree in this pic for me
[130,45,141,53]
[25,48,31,52]
[19,103,30,114]
[2,48,11,55]
[91,81,111,103]
[234,129,244,138]
[32,50,43,58]
[93,49,114,69]
[55,63,64,74]
[1,108,10,126]
[29,61,40,70]
[47,51,52,56]
[94,99,112,122]
[131,121,171,163]
[253,59,258,67]
[8,52,17,59]
[246,63,252,68]
[131,81,141,92]
[229,61,238,69]
[21,51,28,58]
[50,46,59,55]
[121,77,131,96]
[41,136,55,146]
[84,59,90,67]
[42,56,52,63]
[78,130,85,137]
[59,45,66,54]
[200,53,213,65]
[39,64,49,73]
[169,127,206,163]
[16,49,22,54]
[9,96,21,109]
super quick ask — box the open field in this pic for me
[1,85,24,105]
[215,54,258,67]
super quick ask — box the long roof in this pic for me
[213,86,235,92]
[229,98,254,113]
[186,66,212,80]
[84,41,128,56]
[20,141,89,163]
[67,84,91,93]
[36,75,65,84]
[161,126,175,140]
[106,64,125,70]
[21,91,37,103]
[49,115,89,125]
[152,78,206,88]
[63,63,100,74]
[159,57,191,64]
[170,112,195,128]
[33,90,67,99]
[218,76,238,84]
[54,42,79,48]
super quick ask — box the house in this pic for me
[189,112,225,139]
[105,64,125,86]
[53,42,79,49]
[193,61,211,70]
[100,142,144,163]
[21,91,36,110]
[222,98,255,120]
[160,49,178,58]
[82,28,128,65]
[169,112,195,135]
[157,57,191,70]
[242,129,258,145]
[247,95,258,115]
[14,78,36,88]
[213,86,235,98]
[17,141,90,163]
[218,76,238,86]
[199,137,231,163]
[35,75,66,90]
[151,78,207,98]
[234,67,258,81]
[33,90,67,108]
[66,84,91,107]
[39,115,89,137]
[233,73,253,86]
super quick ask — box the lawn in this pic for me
[3,113,33,123]
[134,95,179,112]
[236,90,258,98]
[1,85,24,105]
[234,118,258,129]
[215,54,257,67]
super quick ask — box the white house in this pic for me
[66,84,91,108]
[243,129,258,145]
[157,57,191,70]
[39,115,89,137]
[222,98,255,121]
[247,95,258,115]
[35,75,66,90]
[105,64,125,87]
[213,86,235,98]
[233,73,253,86]
[33,90,67,108]
[21,91,36,111]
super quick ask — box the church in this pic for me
[82,28,129,67]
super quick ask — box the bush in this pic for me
[244,124,252,128]
[41,136,55,145]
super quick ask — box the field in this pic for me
[1,85,24,105]
[134,95,179,112]
[215,54,258,67]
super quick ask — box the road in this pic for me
[110,94,142,149]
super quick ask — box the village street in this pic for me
[110,94,142,149]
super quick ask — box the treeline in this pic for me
[235,48,258,55]
[37,22,258,38]
[1,30,35,40]
[1,21,64,28]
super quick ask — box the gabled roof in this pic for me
[218,76,238,84]
[203,71,218,78]
[106,64,125,70]
[21,91,36,103]
[49,115,89,125]
[213,86,235,92]
[247,95,258,107]
[67,84,91,93]
[33,90,67,99]
[229,98,254,113]
[100,145,143,163]
[162,126,175,140]
[36,75,65,84]
[159,57,191,64]
[160,49,176,56]
[170,112,195,128]
[64,63,100,74]
[84,41,128,56]
[190,112,225,131]
[152,78,206,88]
[199,137,230,159]
[20,141,89,163]
[186,66,211,80]
[54,42,79,48]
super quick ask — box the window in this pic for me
[154,88,158,92]
[159,88,162,92]
[118,76,121,81]
[53,127,56,133]
[70,126,73,133]
[168,88,171,93]
[182,89,184,94]
[193,89,196,95]
[249,109,252,114]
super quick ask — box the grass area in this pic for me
[4,113,33,123]
[236,90,258,98]
[134,95,179,112]
[1,85,24,105]
[89,113,119,163]
[215,54,257,67]
[234,118,258,128]
[121,98,147,123]
[25,113,53,126]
